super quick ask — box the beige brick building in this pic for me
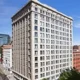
[12,0,73,80]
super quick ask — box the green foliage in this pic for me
[42,78,47,80]
[59,68,80,80]
[0,47,2,54]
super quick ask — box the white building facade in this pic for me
[12,0,73,80]
[3,45,12,71]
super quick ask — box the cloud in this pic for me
[74,16,80,19]
[74,21,80,28]
[73,16,80,28]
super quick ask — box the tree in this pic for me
[42,78,47,80]
[59,68,80,80]
[0,47,2,54]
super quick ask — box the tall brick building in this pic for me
[73,45,80,72]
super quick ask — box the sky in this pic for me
[0,0,80,45]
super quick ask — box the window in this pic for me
[46,17,50,22]
[35,57,38,61]
[35,69,38,73]
[46,50,50,55]
[51,18,54,23]
[51,61,55,64]
[46,56,50,60]
[46,61,50,65]
[51,25,54,29]
[40,39,45,43]
[40,68,43,72]
[35,13,38,19]
[40,21,44,26]
[46,72,50,76]
[35,44,38,49]
[40,27,44,32]
[46,23,50,27]
[46,45,50,49]
[35,51,38,55]
[35,75,38,79]
[40,73,45,77]
[51,45,54,49]
[41,62,45,66]
[35,38,38,43]
[46,39,50,44]
[51,50,55,54]
[40,56,45,60]
[40,27,42,31]
[35,7,38,11]
[40,45,45,49]
[46,34,50,38]
[35,63,38,67]
[34,26,38,30]
[40,33,45,38]
[46,28,50,33]
[51,40,55,44]
[35,32,38,37]
[40,9,42,13]
[51,71,55,75]
[40,50,45,55]
[40,45,42,49]
[51,30,54,34]
[35,20,38,25]
[40,14,45,20]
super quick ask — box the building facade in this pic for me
[12,0,73,80]
[0,34,10,46]
[2,45,12,73]
[0,46,3,63]
[73,45,80,72]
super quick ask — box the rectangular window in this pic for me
[35,7,38,11]
[35,38,38,43]
[34,26,38,30]
[35,57,38,61]
[35,69,38,73]
[35,44,38,49]
[35,13,38,19]
[35,75,38,79]
[35,51,38,55]
[35,20,38,25]
[35,63,38,67]
[35,32,38,37]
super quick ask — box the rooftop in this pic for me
[2,45,12,49]
[12,0,73,20]
[0,34,10,37]
[73,45,80,53]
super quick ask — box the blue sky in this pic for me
[0,0,80,45]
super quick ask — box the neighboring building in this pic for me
[0,34,10,63]
[2,45,12,73]
[12,0,73,80]
[0,34,10,46]
[0,46,3,63]
[73,45,80,72]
